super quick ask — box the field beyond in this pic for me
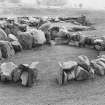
[0,9,105,105]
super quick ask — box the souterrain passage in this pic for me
[0,9,105,105]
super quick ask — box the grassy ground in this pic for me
[0,9,105,105]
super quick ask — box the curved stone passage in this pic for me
[0,45,99,105]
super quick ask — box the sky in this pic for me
[0,0,105,9]
[67,0,105,9]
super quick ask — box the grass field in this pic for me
[0,9,105,105]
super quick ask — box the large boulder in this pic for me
[29,29,46,46]
[12,62,39,87]
[77,55,90,72]
[57,61,78,85]
[75,66,90,81]
[39,22,51,33]
[0,41,15,58]
[91,60,105,76]
[8,34,22,53]
[17,31,33,50]
[0,62,17,81]
[68,32,81,47]
[94,39,105,51]
[12,66,22,82]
